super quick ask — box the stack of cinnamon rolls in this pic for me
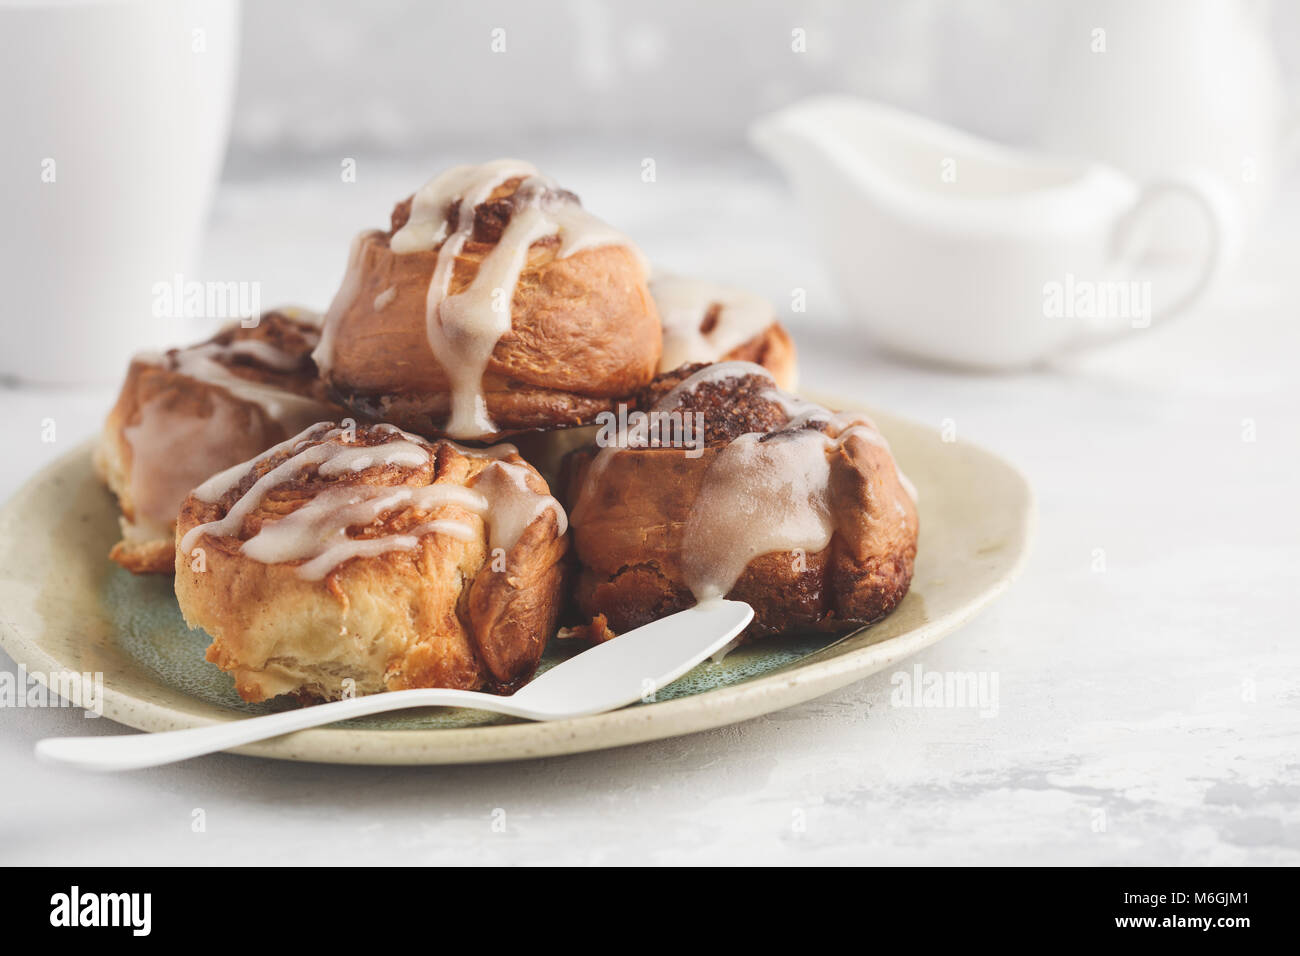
[96,160,917,704]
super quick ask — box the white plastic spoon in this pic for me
[34,599,753,772]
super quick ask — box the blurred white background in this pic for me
[228,0,1300,160]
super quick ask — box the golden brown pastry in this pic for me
[650,274,798,389]
[565,362,917,641]
[94,309,344,574]
[174,422,568,703]
[511,276,799,486]
[313,159,662,443]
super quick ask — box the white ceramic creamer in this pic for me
[750,96,1235,369]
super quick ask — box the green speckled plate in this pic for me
[0,400,1034,764]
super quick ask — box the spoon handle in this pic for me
[36,600,755,771]
[34,687,547,771]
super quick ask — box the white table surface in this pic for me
[1,153,1297,865]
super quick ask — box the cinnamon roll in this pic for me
[94,309,343,574]
[314,159,661,443]
[565,362,917,641]
[651,274,798,389]
[511,276,799,486]
[174,422,568,702]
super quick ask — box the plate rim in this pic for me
[0,409,1036,765]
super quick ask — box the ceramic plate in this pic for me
[0,398,1034,764]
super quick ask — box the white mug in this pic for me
[0,0,241,384]
[751,96,1236,370]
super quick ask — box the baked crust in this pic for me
[509,322,797,488]
[649,274,798,388]
[318,177,662,441]
[174,423,568,702]
[715,321,798,390]
[563,364,918,640]
[94,310,343,574]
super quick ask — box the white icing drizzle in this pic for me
[180,423,567,579]
[758,385,919,503]
[390,159,537,254]
[651,360,769,414]
[120,316,331,537]
[569,363,775,529]
[241,484,486,581]
[650,275,775,373]
[373,286,397,311]
[429,187,552,437]
[123,395,247,537]
[682,428,834,602]
[180,438,345,554]
[190,426,339,506]
[316,440,431,476]
[314,160,640,438]
[470,458,569,552]
[573,361,916,602]
[313,230,376,377]
[222,337,313,371]
[164,321,333,435]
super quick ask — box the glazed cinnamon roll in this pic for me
[174,422,568,703]
[565,362,917,641]
[94,309,343,574]
[511,276,799,486]
[651,274,798,389]
[314,159,661,442]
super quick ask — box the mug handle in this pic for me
[1069,169,1235,349]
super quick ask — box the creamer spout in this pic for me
[748,95,863,195]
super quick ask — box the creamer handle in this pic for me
[1068,169,1235,351]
